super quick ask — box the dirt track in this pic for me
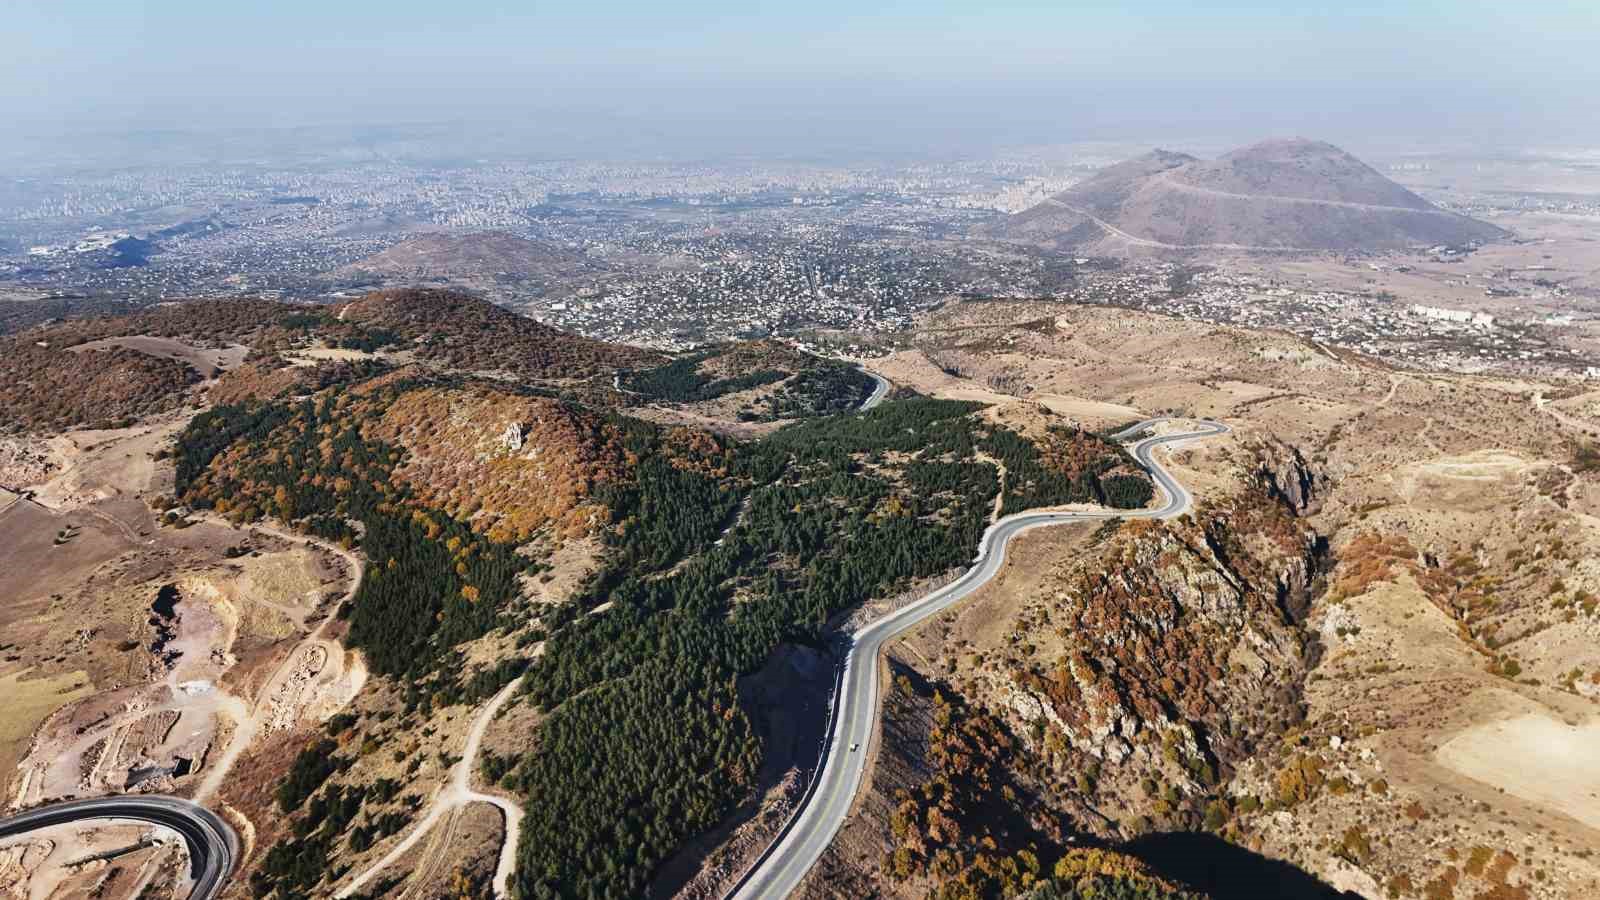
[194,521,365,804]
[334,676,525,898]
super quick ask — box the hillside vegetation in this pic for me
[175,380,530,680]
[167,361,1154,899]
[207,352,390,405]
[0,339,200,432]
[0,298,313,432]
[844,297,1600,897]
[872,665,1209,900]
[621,339,875,422]
[0,290,673,433]
[339,288,664,379]
[507,399,1152,898]
[25,297,307,347]
[2,291,877,438]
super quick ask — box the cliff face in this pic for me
[1246,435,1324,515]
[809,660,1204,900]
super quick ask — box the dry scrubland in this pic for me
[1,493,358,808]
[1212,208,1600,330]
[807,299,1600,899]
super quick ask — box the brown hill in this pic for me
[0,339,200,433]
[337,288,665,380]
[366,384,635,543]
[26,298,306,348]
[0,291,663,432]
[335,231,602,280]
[0,298,342,432]
[993,138,1507,252]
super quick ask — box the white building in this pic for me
[1410,305,1494,329]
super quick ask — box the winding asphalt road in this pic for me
[859,370,891,411]
[0,365,890,900]
[0,796,238,900]
[727,416,1229,900]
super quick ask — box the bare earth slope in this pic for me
[993,138,1508,252]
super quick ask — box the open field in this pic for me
[0,393,364,821]
[67,336,249,380]
[23,418,187,510]
[0,498,134,610]
[1438,713,1600,831]
[0,669,95,800]
[1223,211,1600,315]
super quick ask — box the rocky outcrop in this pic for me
[368,386,635,543]
[1003,485,1326,837]
[0,437,59,489]
[500,421,526,452]
[1247,436,1323,515]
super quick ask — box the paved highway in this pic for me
[0,796,238,900]
[728,417,1228,900]
[859,370,891,410]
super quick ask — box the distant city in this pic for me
[2,144,1598,377]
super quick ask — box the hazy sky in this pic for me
[5,1,1598,159]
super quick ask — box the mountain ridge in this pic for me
[993,137,1507,252]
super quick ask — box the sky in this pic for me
[4,1,1598,161]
